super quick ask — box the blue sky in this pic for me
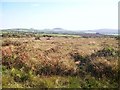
[0,0,119,30]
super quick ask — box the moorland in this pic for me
[1,31,119,88]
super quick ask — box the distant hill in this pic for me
[3,28,80,35]
[1,28,118,35]
[84,29,118,35]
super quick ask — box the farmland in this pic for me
[1,32,119,88]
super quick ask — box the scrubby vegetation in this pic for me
[2,32,119,88]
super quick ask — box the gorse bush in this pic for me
[91,46,118,57]
[10,68,30,82]
[85,46,119,80]
[86,62,117,78]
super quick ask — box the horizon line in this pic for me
[0,27,118,31]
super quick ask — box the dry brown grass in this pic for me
[2,36,118,76]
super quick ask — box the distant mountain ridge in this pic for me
[1,28,118,35]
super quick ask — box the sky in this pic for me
[0,0,119,31]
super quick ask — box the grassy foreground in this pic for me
[2,63,118,88]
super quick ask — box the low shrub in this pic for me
[2,39,22,46]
